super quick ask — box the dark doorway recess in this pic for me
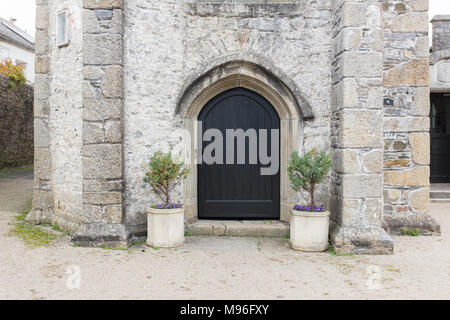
[197,88,280,220]
[430,92,450,183]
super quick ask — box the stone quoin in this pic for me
[28,0,441,254]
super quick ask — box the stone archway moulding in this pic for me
[176,53,314,223]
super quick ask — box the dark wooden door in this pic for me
[430,93,450,183]
[198,88,280,219]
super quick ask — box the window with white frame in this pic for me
[57,11,69,47]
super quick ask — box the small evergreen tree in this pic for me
[288,148,332,210]
[144,151,190,207]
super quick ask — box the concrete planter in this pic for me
[146,207,185,248]
[290,210,330,252]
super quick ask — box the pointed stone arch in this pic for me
[176,53,314,120]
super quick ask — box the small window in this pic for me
[57,11,69,47]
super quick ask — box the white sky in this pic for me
[0,0,450,39]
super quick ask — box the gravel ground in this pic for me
[0,171,449,300]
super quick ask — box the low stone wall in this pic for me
[0,74,34,168]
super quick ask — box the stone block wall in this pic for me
[123,0,333,236]
[430,16,450,91]
[30,0,440,250]
[330,0,394,254]
[432,15,450,52]
[0,75,34,168]
[382,0,439,234]
[29,0,53,225]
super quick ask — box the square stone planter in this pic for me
[146,207,185,248]
[290,210,330,252]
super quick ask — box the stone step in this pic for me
[430,191,450,199]
[186,220,289,238]
[430,198,450,203]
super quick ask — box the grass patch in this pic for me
[0,165,33,178]
[185,231,192,237]
[51,225,71,237]
[328,240,354,257]
[100,246,129,251]
[9,201,58,247]
[256,239,262,252]
[282,235,289,240]
[401,228,420,236]
[131,240,146,246]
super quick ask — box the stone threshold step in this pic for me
[430,198,450,203]
[430,192,450,199]
[186,220,289,238]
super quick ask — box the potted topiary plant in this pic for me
[144,151,190,248]
[288,148,332,252]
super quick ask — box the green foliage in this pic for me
[288,148,332,208]
[9,201,58,247]
[143,151,190,206]
[0,165,34,178]
[401,228,420,236]
[0,59,27,87]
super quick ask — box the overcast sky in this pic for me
[1,0,450,38]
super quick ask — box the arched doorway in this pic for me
[197,88,280,219]
[175,57,313,223]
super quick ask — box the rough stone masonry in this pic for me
[27,0,440,254]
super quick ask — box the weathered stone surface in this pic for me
[384,59,429,86]
[35,56,50,74]
[83,179,123,192]
[104,120,122,142]
[71,223,131,248]
[409,132,430,165]
[383,214,441,235]
[409,187,430,214]
[83,34,123,65]
[384,166,429,187]
[83,144,122,179]
[186,220,289,238]
[383,117,429,133]
[391,13,429,33]
[338,110,383,148]
[341,52,383,78]
[338,174,383,198]
[105,204,123,223]
[363,150,382,174]
[384,189,401,203]
[334,149,360,174]
[35,4,48,30]
[34,75,50,100]
[331,226,394,255]
[34,118,50,148]
[35,29,49,55]
[101,65,122,98]
[84,191,122,205]
[384,159,410,168]
[83,0,123,9]
[83,8,122,34]
[412,87,430,116]
[82,98,122,121]
[34,148,51,180]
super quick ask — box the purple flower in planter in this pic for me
[293,204,325,212]
[152,203,184,209]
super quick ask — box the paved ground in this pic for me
[0,170,449,300]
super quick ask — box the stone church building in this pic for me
[28,0,443,254]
